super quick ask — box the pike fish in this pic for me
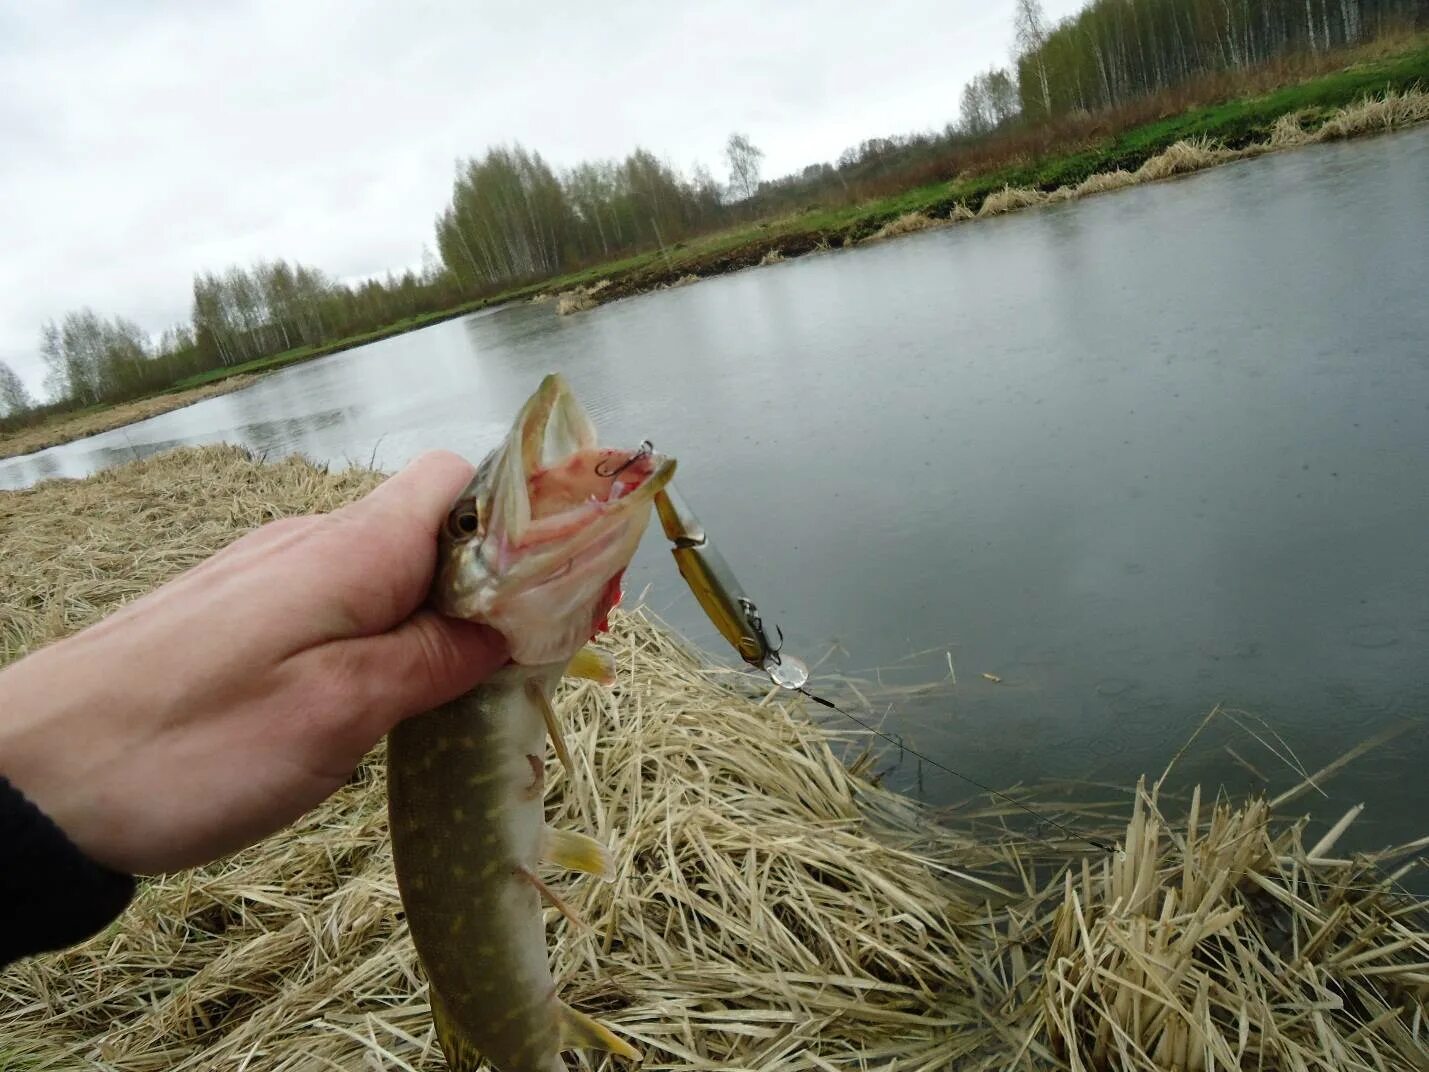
[388,374,674,1071]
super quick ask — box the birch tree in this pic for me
[960,78,994,135]
[1015,0,1417,119]
[0,360,32,417]
[1014,0,1054,119]
[725,133,765,200]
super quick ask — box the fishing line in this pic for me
[635,433,1119,857]
[792,683,1120,855]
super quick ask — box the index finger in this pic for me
[343,450,477,536]
[293,451,479,637]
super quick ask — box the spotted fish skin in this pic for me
[388,664,576,1072]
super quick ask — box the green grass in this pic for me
[592,45,1427,262]
[749,45,1429,234]
[951,46,1429,200]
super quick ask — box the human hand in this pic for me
[0,451,508,876]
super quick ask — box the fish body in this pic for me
[389,664,583,1072]
[387,374,672,1071]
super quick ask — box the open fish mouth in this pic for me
[435,374,675,663]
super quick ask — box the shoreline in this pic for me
[562,86,1428,310]
[0,374,262,462]
[0,301,513,463]
[5,59,1425,465]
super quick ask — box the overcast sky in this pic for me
[0,0,1084,393]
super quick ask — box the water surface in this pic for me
[6,128,1428,851]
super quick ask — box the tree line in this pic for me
[1014,0,1423,118]
[7,0,1422,427]
[8,143,740,425]
[11,258,471,421]
[434,144,726,291]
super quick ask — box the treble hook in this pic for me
[742,598,786,666]
[595,440,653,479]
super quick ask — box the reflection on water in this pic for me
[5,128,1429,851]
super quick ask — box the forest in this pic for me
[1014,0,1424,117]
[435,147,725,293]
[2,0,1423,430]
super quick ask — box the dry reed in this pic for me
[556,291,596,316]
[0,375,261,462]
[1269,109,1318,147]
[1316,84,1429,140]
[979,186,1048,217]
[556,280,611,316]
[757,248,785,266]
[967,87,1428,226]
[1134,137,1243,182]
[864,212,937,242]
[1069,168,1140,200]
[2,446,1426,1071]
[649,274,702,293]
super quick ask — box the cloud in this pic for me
[0,0,1082,392]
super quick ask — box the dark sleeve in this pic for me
[0,776,135,968]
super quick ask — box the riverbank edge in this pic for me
[0,375,269,461]
[568,83,1429,311]
[5,49,1425,464]
[0,305,512,462]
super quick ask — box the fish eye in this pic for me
[447,500,480,539]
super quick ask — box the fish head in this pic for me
[435,373,675,665]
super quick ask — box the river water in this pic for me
[6,128,1428,850]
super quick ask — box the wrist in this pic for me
[0,641,116,869]
[0,774,135,965]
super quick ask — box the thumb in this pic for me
[345,611,509,733]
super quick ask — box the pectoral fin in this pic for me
[565,645,616,685]
[558,1002,640,1061]
[542,827,614,881]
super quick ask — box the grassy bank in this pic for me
[1,445,1426,1070]
[567,53,1429,307]
[0,301,522,462]
[0,375,262,461]
[6,44,1426,465]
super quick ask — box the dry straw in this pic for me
[0,375,260,462]
[979,186,1047,217]
[2,445,1427,1070]
[975,87,1428,222]
[1133,137,1242,182]
[1315,84,1429,140]
[556,280,611,316]
[864,212,938,242]
[556,291,596,316]
[1269,109,1318,148]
